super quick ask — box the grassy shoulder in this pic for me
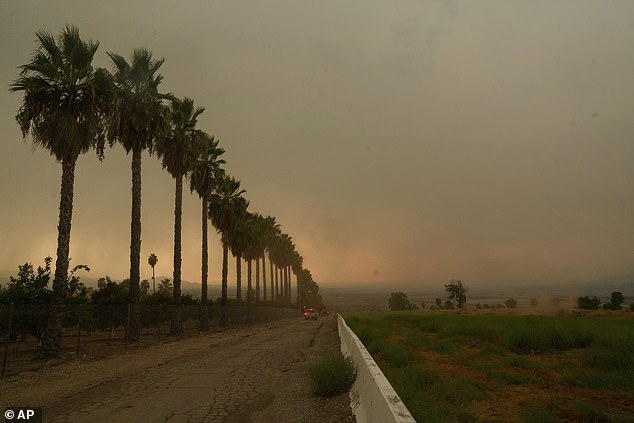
[343,311,634,422]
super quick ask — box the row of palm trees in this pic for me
[10,25,316,358]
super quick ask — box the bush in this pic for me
[505,298,518,308]
[389,291,416,311]
[578,296,600,310]
[602,292,624,310]
[309,352,357,397]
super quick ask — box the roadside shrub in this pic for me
[309,352,357,397]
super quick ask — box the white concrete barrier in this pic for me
[338,314,417,423]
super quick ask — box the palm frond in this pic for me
[11,26,108,162]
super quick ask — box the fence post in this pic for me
[76,304,82,358]
[157,304,161,344]
[2,303,14,378]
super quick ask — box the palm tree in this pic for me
[299,268,321,307]
[269,233,285,302]
[263,216,280,302]
[148,253,158,293]
[189,133,224,330]
[209,175,247,305]
[106,48,169,341]
[10,26,111,358]
[291,250,303,307]
[241,213,264,303]
[245,214,267,303]
[156,96,204,336]
[228,203,250,304]
[274,233,295,304]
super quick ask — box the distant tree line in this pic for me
[388,283,633,312]
[577,292,627,311]
[388,280,469,311]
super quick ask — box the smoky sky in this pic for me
[1,1,633,288]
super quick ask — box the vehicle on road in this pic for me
[303,308,318,320]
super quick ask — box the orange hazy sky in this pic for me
[1,1,633,289]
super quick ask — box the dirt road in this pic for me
[0,315,354,423]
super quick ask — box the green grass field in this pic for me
[344,311,634,422]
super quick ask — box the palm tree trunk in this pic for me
[288,266,292,304]
[39,159,76,358]
[255,256,260,303]
[269,255,274,303]
[289,267,292,304]
[170,173,183,336]
[200,193,209,331]
[279,266,283,303]
[247,259,252,303]
[262,255,267,302]
[275,266,279,302]
[236,254,242,304]
[284,266,289,304]
[298,272,303,310]
[281,266,285,303]
[221,240,228,304]
[128,146,142,342]
[284,266,291,304]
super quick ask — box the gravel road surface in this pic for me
[0,315,355,423]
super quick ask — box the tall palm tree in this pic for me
[106,48,169,341]
[291,250,303,306]
[275,233,295,304]
[209,175,246,305]
[241,213,264,303]
[269,233,285,302]
[148,253,158,293]
[228,203,250,304]
[263,216,280,302]
[245,214,267,303]
[270,234,285,303]
[189,133,224,330]
[156,96,204,336]
[299,268,321,307]
[10,26,111,358]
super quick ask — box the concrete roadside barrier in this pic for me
[338,314,416,423]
